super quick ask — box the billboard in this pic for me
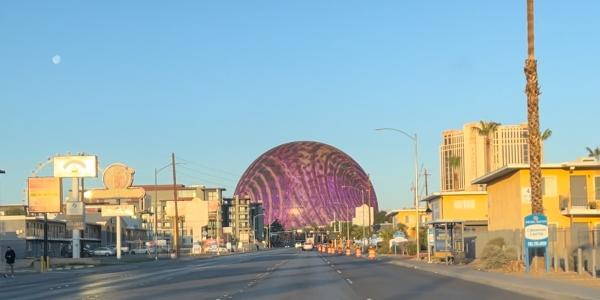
[101,205,135,217]
[54,156,98,178]
[28,177,62,213]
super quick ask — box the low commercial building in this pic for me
[386,208,429,240]
[0,215,101,259]
[473,160,600,232]
[420,191,488,259]
[139,184,227,248]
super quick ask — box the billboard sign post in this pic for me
[524,214,550,272]
[27,177,62,213]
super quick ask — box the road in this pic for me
[0,248,538,300]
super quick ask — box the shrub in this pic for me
[481,238,518,270]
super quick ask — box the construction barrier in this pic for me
[368,247,376,260]
[345,248,351,256]
[355,248,362,258]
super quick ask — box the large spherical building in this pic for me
[235,141,377,228]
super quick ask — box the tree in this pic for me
[586,147,600,160]
[374,210,388,224]
[448,155,461,190]
[475,121,501,174]
[524,0,543,214]
[541,128,552,141]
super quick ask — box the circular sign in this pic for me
[103,163,134,190]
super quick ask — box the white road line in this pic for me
[337,270,342,274]
[346,278,353,285]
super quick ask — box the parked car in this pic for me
[107,245,129,255]
[302,243,314,251]
[129,248,149,255]
[93,247,116,256]
[62,245,94,257]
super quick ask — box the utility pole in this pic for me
[171,153,180,258]
[424,169,431,197]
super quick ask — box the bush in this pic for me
[480,238,518,270]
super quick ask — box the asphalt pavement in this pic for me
[0,248,540,300]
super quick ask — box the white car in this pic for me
[294,242,302,249]
[129,248,149,255]
[302,243,314,251]
[93,247,116,256]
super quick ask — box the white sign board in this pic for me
[101,205,135,217]
[525,224,549,240]
[66,201,84,216]
[54,156,98,178]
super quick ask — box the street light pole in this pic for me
[376,128,420,259]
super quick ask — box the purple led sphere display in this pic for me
[235,141,377,228]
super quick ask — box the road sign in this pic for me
[66,201,84,216]
[101,205,135,217]
[66,215,85,231]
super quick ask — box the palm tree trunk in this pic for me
[525,0,543,214]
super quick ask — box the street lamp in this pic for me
[154,162,183,260]
[332,200,351,246]
[341,185,367,248]
[253,213,264,250]
[376,127,420,259]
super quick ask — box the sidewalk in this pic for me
[385,256,600,300]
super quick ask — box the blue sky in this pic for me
[1,1,599,210]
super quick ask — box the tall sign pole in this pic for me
[171,153,180,258]
[71,177,81,259]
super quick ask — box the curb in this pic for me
[388,260,593,300]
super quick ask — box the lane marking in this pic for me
[337,270,342,274]
[346,278,353,285]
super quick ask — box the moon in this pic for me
[52,55,61,65]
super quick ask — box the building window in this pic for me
[595,176,600,201]
[208,191,218,201]
[542,176,557,197]
[453,199,475,209]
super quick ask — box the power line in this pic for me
[177,156,239,177]
[177,164,238,183]
[176,169,235,190]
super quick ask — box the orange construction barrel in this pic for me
[345,248,351,256]
[368,247,376,260]
[355,248,362,258]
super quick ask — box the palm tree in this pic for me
[586,147,600,160]
[448,155,461,190]
[475,121,501,173]
[541,129,552,141]
[524,0,543,214]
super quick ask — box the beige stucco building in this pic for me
[138,184,225,246]
[440,122,535,192]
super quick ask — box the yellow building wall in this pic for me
[488,168,600,232]
[487,172,522,231]
[440,193,488,222]
[394,210,429,240]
